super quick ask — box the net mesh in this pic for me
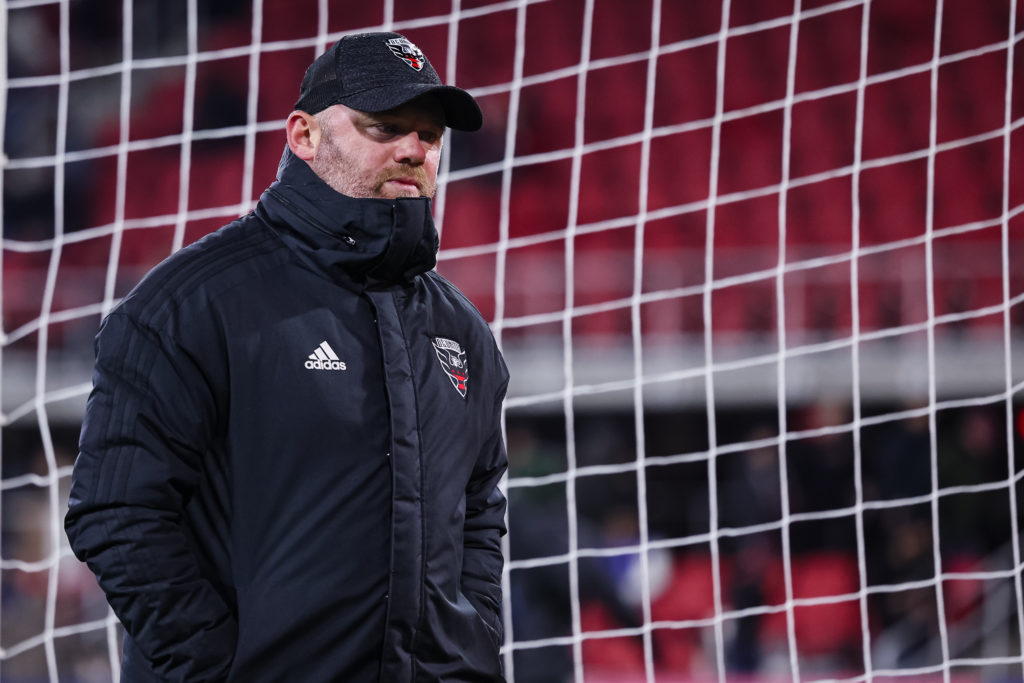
[2,0,1023,681]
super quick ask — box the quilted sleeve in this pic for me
[64,311,236,681]
[461,360,510,649]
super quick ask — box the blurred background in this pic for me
[2,0,1023,681]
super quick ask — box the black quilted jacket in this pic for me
[65,149,509,682]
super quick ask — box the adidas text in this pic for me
[304,358,347,371]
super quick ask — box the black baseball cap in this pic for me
[294,31,483,132]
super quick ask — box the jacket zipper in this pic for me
[265,186,358,247]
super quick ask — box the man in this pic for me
[65,32,509,682]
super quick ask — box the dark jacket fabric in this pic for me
[65,149,509,682]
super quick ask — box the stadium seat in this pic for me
[761,551,862,656]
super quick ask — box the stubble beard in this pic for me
[310,128,435,200]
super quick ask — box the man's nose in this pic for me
[393,131,427,165]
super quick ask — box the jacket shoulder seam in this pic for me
[118,217,285,330]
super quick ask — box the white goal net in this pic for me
[1,0,1022,681]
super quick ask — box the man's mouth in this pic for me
[376,169,432,197]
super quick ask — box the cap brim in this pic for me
[339,83,483,132]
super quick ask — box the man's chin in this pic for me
[379,189,422,199]
[375,184,433,199]
[378,180,427,199]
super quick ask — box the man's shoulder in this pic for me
[421,270,489,327]
[114,213,284,327]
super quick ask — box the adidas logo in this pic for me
[304,340,347,371]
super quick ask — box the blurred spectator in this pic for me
[787,402,856,553]
[509,500,641,683]
[872,409,933,504]
[719,423,782,532]
[939,407,1009,557]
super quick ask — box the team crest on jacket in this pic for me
[432,336,468,398]
[386,37,426,71]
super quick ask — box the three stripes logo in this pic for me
[304,340,347,371]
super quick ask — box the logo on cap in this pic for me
[386,37,426,72]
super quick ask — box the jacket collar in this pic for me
[256,147,439,288]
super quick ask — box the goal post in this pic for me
[1,0,1022,681]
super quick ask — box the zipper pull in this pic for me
[341,235,356,247]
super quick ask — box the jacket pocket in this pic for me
[462,590,502,651]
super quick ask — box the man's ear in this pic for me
[286,110,320,161]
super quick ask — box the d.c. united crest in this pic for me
[432,336,468,398]
[386,37,426,71]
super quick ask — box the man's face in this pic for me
[309,98,445,199]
